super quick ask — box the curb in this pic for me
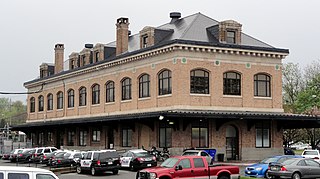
[50,167,76,174]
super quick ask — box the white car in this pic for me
[301,149,320,162]
[0,166,59,179]
[182,150,213,164]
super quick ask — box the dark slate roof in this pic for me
[24,12,288,85]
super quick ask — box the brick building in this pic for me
[14,12,317,161]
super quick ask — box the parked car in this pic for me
[120,149,157,171]
[9,149,25,162]
[16,149,35,162]
[0,166,59,179]
[76,150,121,176]
[136,156,240,179]
[2,151,12,160]
[40,150,64,165]
[51,151,82,168]
[181,149,213,164]
[290,142,312,150]
[284,147,295,155]
[268,158,320,179]
[301,149,320,162]
[245,155,303,178]
[32,147,57,163]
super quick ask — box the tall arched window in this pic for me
[106,81,115,103]
[57,91,63,109]
[223,72,241,95]
[190,69,209,94]
[254,73,271,97]
[38,95,44,112]
[158,70,172,95]
[30,97,35,113]
[121,78,131,100]
[68,89,75,108]
[47,93,53,110]
[92,84,100,105]
[139,74,150,98]
[79,87,87,106]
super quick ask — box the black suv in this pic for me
[76,150,120,176]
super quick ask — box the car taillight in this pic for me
[19,154,23,157]
[58,160,61,163]
[97,160,101,165]
[137,158,145,162]
[268,166,270,170]
[281,166,287,171]
[43,155,46,159]
[152,156,156,161]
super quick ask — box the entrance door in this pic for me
[226,125,239,160]
[107,128,114,149]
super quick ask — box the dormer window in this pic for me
[95,52,99,62]
[142,36,148,48]
[81,55,86,66]
[70,60,75,70]
[227,31,236,44]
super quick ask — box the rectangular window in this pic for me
[8,173,29,179]
[256,121,270,148]
[159,124,172,148]
[92,129,101,142]
[143,36,148,48]
[79,130,87,146]
[226,31,236,44]
[122,128,132,147]
[0,172,3,179]
[192,119,208,148]
[67,131,75,146]
[47,132,53,142]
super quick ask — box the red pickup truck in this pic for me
[136,156,240,179]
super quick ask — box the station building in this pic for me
[14,12,317,161]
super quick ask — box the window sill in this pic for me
[138,97,151,101]
[157,94,172,98]
[254,96,272,100]
[121,100,132,103]
[67,107,75,110]
[78,106,87,109]
[190,93,211,97]
[223,95,242,98]
[57,108,63,111]
[105,102,115,105]
[91,104,101,107]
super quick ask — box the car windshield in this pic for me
[135,152,151,157]
[303,151,318,155]
[260,157,279,164]
[55,152,66,157]
[182,152,198,156]
[160,158,179,168]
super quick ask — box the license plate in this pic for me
[108,162,113,164]
[147,164,151,167]
[271,166,278,171]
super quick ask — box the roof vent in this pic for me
[170,12,181,23]
[85,44,93,48]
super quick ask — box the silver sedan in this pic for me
[268,158,320,179]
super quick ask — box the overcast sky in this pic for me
[1,0,319,103]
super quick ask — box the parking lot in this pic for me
[0,159,137,179]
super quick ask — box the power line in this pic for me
[0,83,45,95]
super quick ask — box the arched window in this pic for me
[190,69,209,94]
[79,87,87,106]
[30,97,35,113]
[139,74,150,98]
[106,81,115,103]
[121,78,131,100]
[223,72,241,95]
[158,70,172,95]
[92,84,100,105]
[47,93,53,111]
[57,91,63,109]
[38,95,44,112]
[68,89,74,108]
[254,73,271,97]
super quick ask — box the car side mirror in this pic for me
[175,165,183,171]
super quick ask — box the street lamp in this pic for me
[312,95,317,149]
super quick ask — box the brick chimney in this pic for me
[116,17,129,56]
[54,44,64,74]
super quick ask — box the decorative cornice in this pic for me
[25,43,288,88]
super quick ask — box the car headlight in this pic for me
[149,172,157,179]
[255,167,262,171]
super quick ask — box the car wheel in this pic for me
[265,170,271,179]
[292,172,301,179]
[76,165,82,174]
[112,169,119,175]
[218,174,229,179]
[91,167,96,176]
